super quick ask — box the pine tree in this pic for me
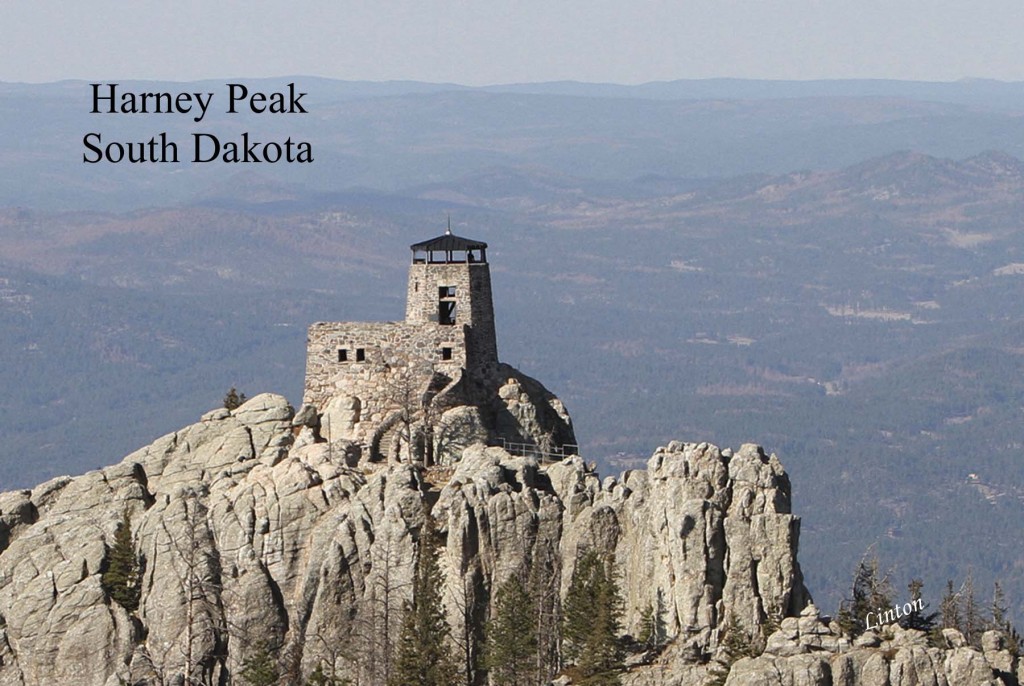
[760,608,781,653]
[223,387,247,410]
[562,550,603,664]
[962,571,983,647]
[900,578,938,633]
[388,514,458,686]
[527,542,561,684]
[939,579,962,633]
[561,550,624,686]
[836,555,892,637]
[989,582,1022,658]
[991,581,1009,629]
[239,644,280,686]
[636,590,667,651]
[306,662,349,686]
[708,614,757,686]
[101,508,142,613]
[484,575,538,686]
[638,602,656,648]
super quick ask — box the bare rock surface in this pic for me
[0,395,1013,685]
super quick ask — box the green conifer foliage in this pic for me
[900,578,938,633]
[836,555,893,637]
[223,387,247,410]
[306,662,348,686]
[962,571,983,648]
[484,575,538,686]
[561,550,624,685]
[388,514,458,686]
[101,508,142,613]
[526,543,561,683]
[708,614,758,686]
[989,582,1023,657]
[239,644,280,686]
[637,590,668,651]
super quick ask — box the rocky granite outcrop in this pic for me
[0,394,1015,685]
[724,608,1018,686]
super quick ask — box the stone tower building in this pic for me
[404,231,497,373]
[303,228,575,464]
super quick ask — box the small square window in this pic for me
[338,349,348,362]
[356,348,365,362]
[439,285,456,298]
[442,347,453,361]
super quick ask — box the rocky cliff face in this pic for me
[0,394,1016,685]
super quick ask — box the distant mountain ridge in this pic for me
[9,75,1024,106]
[5,77,1024,211]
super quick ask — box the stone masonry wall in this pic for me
[406,262,498,371]
[303,320,466,447]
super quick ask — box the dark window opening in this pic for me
[439,285,456,298]
[338,349,348,362]
[441,347,453,360]
[356,348,366,362]
[438,301,456,325]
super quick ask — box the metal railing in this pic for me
[489,438,579,463]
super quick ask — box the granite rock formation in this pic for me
[0,394,1016,685]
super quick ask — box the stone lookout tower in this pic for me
[405,229,498,374]
[303,226,576,464]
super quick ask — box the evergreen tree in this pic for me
[562,550,602,664]
[527,543,561,683]
[388,514,458,686]
[637,602,657,649]
[989,582,1022,658]
[900,578,938,633]
[561,550,624,685]
[636,591,669,652]
[708,614,758,686]
[223,387,247,410]
[239,644,280,686]
[101,508,142,613]
[306,662,348,686]
[836,555,892,637]
[991,581,1009,630]
[939,579,962,633]
[962,571,983,647]
[760,609,781,653]
[484,575,538,686]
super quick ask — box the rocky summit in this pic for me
[0,394,1019,685]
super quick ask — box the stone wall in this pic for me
[303,320,467,449]
[405,261,498,371]
[304,257,503,459]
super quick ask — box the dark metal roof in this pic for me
[410,233,488,252]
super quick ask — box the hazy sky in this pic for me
[3,0,1024,84]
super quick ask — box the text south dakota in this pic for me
[82,132,314,163]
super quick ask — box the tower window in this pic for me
[438,285,457,325]
[356,348,366,362]
[438,301,456,325]
[338,349,348,362]
[441,347,453,361]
